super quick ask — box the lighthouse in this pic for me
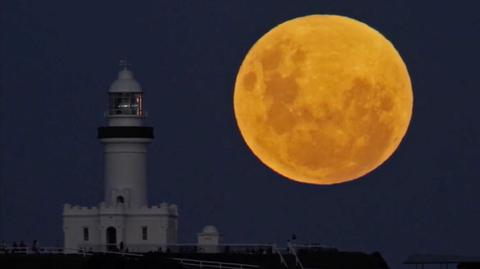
[63,64,178,253]
[99,64,151,208]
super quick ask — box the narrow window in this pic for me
[142,226,148,240]
[83,227,89,241]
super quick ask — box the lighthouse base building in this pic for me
[63,65,178,253]
[63,203,178,252]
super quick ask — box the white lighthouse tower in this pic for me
[63,63,178,253]
[101,63,151,208]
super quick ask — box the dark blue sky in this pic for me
[1,1,480,268]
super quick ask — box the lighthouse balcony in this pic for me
[98,126,154,139]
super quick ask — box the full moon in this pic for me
[233,15,413,185]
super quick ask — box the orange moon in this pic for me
[233,15,413,185]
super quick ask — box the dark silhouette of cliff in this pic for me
[458,263,480,269]
[404,255,480,269]
[0,250,389,269]
[0,254,182,269]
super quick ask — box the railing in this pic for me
[0,243,282,256]
[290,243,336,250]
[0,247,92,256]
[0,242,320,264]
[77,243,281,255]
[287,242,305,269]
[91,250,142,257]
[0,246,142,257]
[172,258,259,269]
[272,244,288,268]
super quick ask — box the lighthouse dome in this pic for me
[202,225,219,234]
[109,69,142,93]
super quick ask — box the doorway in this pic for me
[106,227,117,251]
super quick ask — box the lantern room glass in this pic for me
[108,93,144,116]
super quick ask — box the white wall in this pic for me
[197,232,223,253]
[63,204,178,253]
[63,214,100,253]
[103,140,149,208]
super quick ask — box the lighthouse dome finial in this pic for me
[109,60,142,93]
[119,59,130,70]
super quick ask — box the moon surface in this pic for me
[233,15,413,185]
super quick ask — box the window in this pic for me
[83,227,89,241]
[142,226,148,240]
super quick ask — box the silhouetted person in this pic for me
[119,241,124,252]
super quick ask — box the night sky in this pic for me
[1,1,480,268]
